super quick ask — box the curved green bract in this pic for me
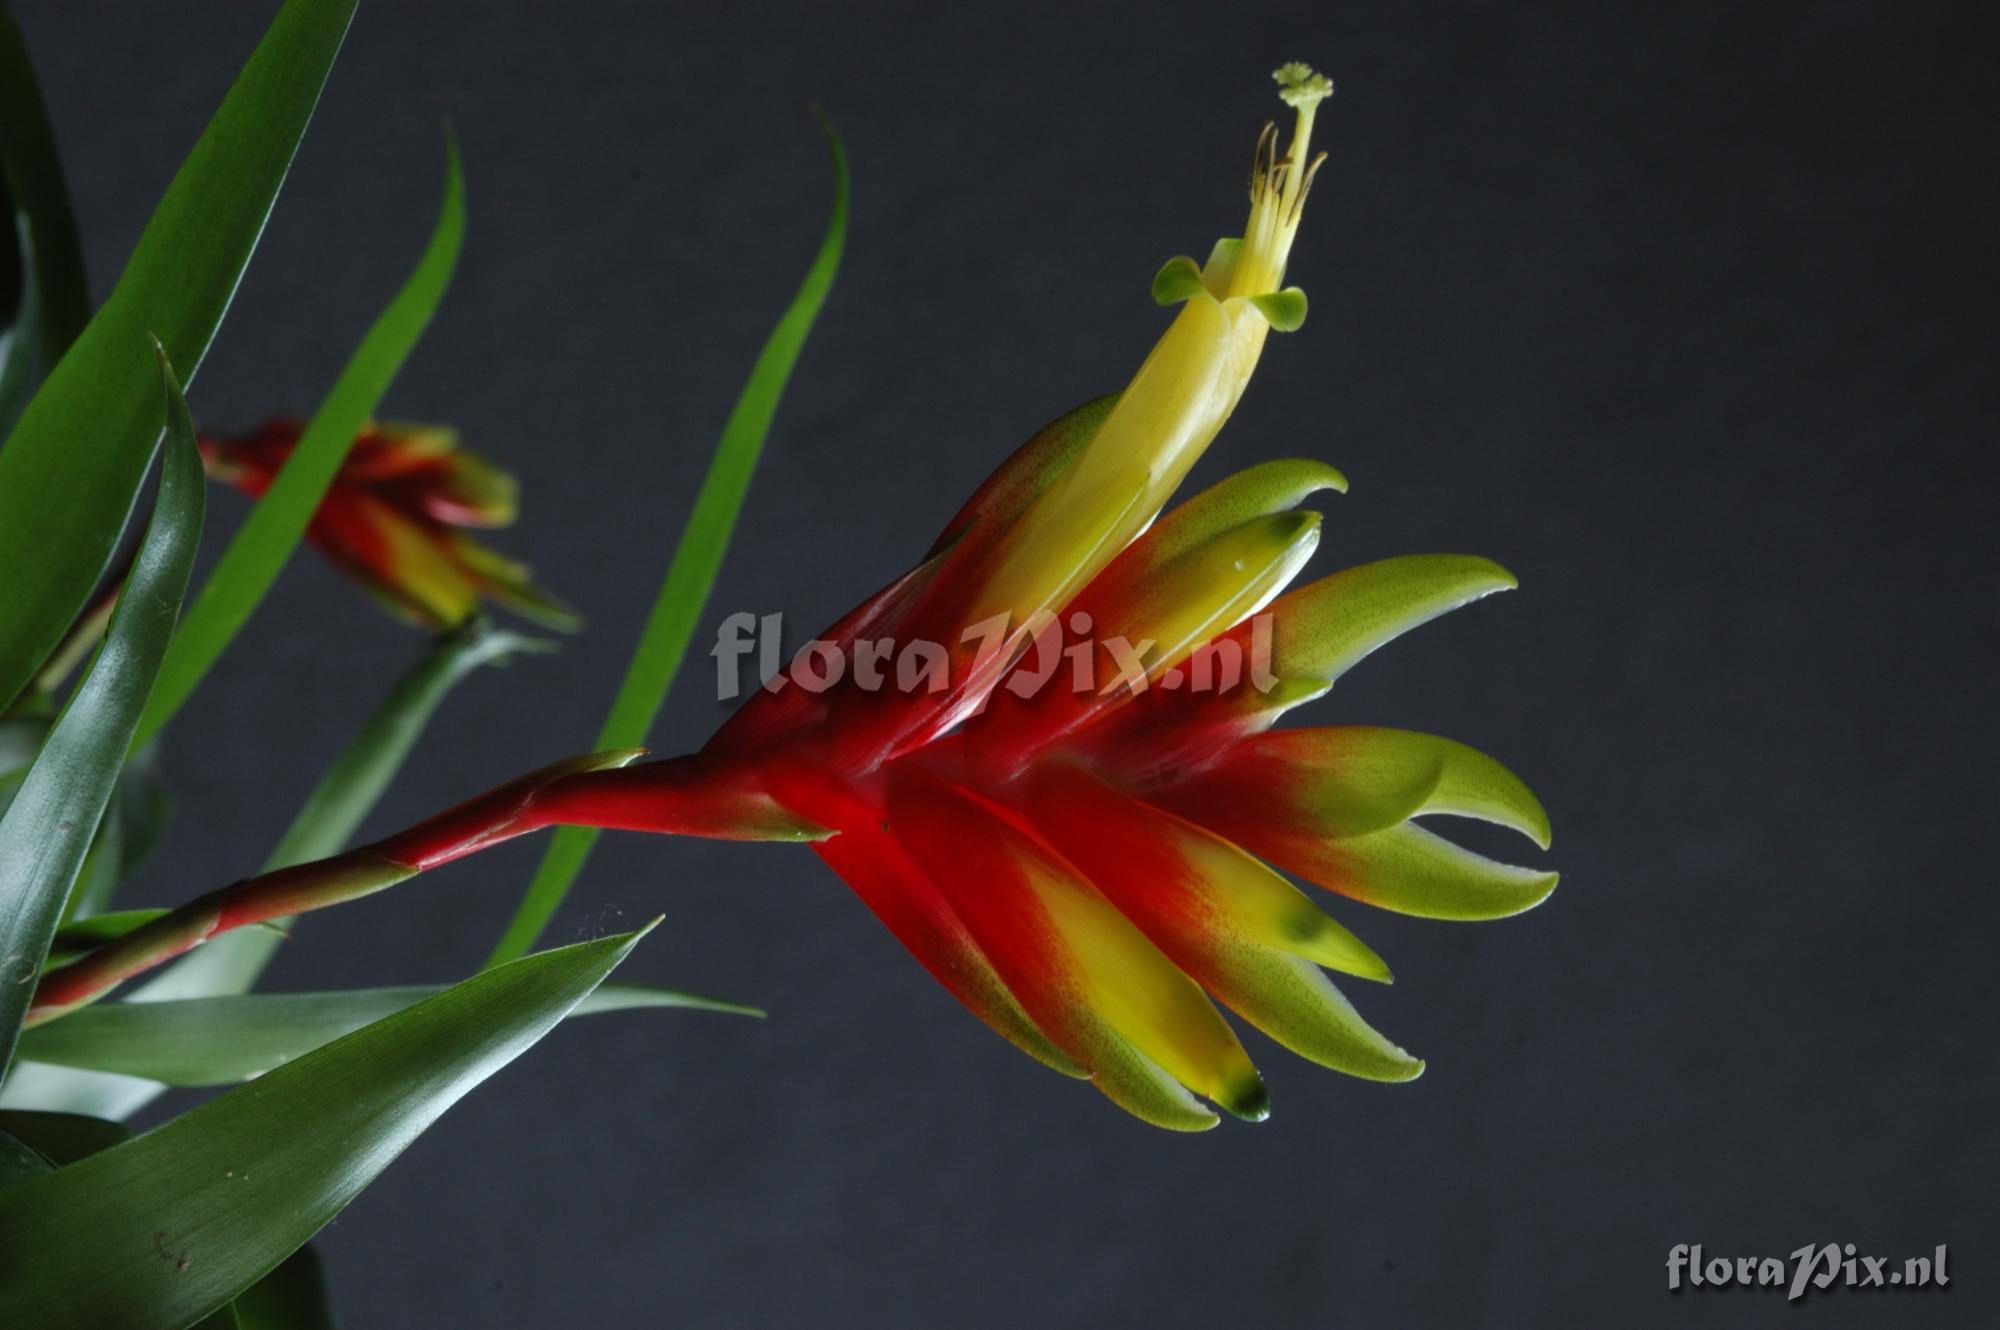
[1295,822,1559,922]
[0,352,204,1080]
[0,928,651,1330]
[1268,554,1519,686]
[485,113,851,967]
[135,129,466,752]
[17,980,758,1086]
[0,0,356,715]
[0,6,91,430]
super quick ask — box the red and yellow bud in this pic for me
[200,417,580,632]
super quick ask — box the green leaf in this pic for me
[0,1108,128,1186]
[17,980,757,1086]
[0,1129,49,1188]
[231,1246,338,1330]
[485,113,850,967]
[0,1108,130,1164]
[0,351,204,1079]
[0,0,356,714]
[0,623,546,1120]
[135,129,466,750]
[0,5,91,430]
[136,620,550,1005]
[0,927,651,1330]
[62,744,173,921]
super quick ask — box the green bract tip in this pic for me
[1273,62,1334,110]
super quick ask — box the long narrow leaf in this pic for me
[485,114,849,966]
[0,351,203,1078]
[0,623,545,1120]
[0,0,356,713]
[0,927,651,1330]
[17,979,757,1086]
[0,5,91,428]
[135,130,466,749]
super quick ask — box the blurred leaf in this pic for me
[0,1108,129,1165]
[0,928,651,1330]
[486,113,850,966]
[136,619,551,1005]
[62,744,173,922]
[0,0,356,714]
[0,623,546,1120]
[0,5,90,431]
[0,353,203,1079]
[232,1246,338,1330]
[19,979,757,1085]
[0,1059,159,1122]
[136,130,466,749]
[0,1128,50,1187]
[42,909,169,969]
[0,1107,129,1188]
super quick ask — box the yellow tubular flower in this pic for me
[971,62,1336,632]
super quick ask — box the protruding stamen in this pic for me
[1249,121,1277,200]
[1290,151,1329,222]
[1228,63,1335,299]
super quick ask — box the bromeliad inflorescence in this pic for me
[34,64,1555,1130]
[201,418,580,632]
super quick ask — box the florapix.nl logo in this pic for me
[1667,1244,1949,1303]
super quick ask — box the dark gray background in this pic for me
[11,1,1995,1326]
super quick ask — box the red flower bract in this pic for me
[672,401,1555,1129]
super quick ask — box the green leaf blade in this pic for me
[135,129,467,749]
[231,1246,338,1330]
[0,0,357,714]
[0,928,649,1330]
[0,5,91,428]
[0,352,204,1078]
[16,980,757,1086]
[137,620,548,1007]
[485,114,850,966]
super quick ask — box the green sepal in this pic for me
[1200,237,1242,294]
[1248,287,1308,331]
[1149,255,1206,307]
